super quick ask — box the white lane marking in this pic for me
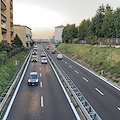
[118,107,120,111]
[83,77,88,82]
[69,65,72,68]
[39,67,41,70]
[40,82,43,87]
[41,96,44,107]
[40,73,42,77]
[39,63,40,66]
[75,70,79,74]
[65,62,67,64]
[95,88,104,96]
[62,60,64,61]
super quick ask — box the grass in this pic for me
[57,43,120,83]
[0,51,28,95]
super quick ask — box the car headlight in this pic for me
[36,79,38,82]
[28,79,31,82]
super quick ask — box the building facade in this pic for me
[55,25,64,43]
[13,25,32,48]
[0,0,13,43]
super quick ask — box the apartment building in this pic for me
[13,25,32,48]
[0,0,13,43]
[55,25,64,43]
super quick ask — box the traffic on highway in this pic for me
[1,43,120,120]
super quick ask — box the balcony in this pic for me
[10,30,14,35]
[10,21,13,27]
[1,13,7,22]
[10,1,13,9]
[2,40,7,42]
[1,0,6,10]
[10,11,13,18]
[11,40,14,43]
[1,27,7,33]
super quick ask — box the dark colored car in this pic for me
[52,50,56,54]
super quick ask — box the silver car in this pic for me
[28,72,39,85]
[41,57,47,64]
[57,54,63,60]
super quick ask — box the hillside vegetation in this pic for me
[0,51,28,95]
[57,43,120,85]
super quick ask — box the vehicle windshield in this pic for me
[42,58,47,60]
[32,57,37,59]
[29,74,37,79]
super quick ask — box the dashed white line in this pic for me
[69,65,72,68]
[95,88,104,96]
[39,63,40,66]
[83,77,88,82]
[40,73,42,77]
[65,62,67,64]
[39,67,41,70]
[41,96,44,107]
[40,82,43,88]
[75,70,79,74]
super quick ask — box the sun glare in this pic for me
[14,4,64,28]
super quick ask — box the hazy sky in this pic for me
[14,0,120,38]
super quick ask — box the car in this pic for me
[28,72,39,85]
[41,57,47,64]
[32,51,37,55]
[52,50,56,54]
[41,52,46,57]
[31,55,37,62]
[57,54,63,60]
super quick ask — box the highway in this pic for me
[5,45,76,120]
[47,46,120,120]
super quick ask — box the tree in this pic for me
[13,34,23,48]
[78,19,91,40]
[62,24,78,43]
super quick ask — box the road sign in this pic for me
[13,60,19,66]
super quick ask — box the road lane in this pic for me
[48,49,120,120]
[6,45,76,120]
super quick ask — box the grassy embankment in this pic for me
[0,51,28,95]
[57,43,120,85]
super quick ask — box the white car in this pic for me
[41,57,47,64]
[57,54,63,60]
[28,72,39,85]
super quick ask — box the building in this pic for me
[0,0,13,43]
[13,25,32,48]
[55,25,64,43]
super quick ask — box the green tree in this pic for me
[13,34,23,48]
[62,24,78,43]
[78,19,91,40]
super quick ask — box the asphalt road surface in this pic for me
[48,46,120,120]
[6,45,76,120]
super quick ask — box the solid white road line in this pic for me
[83,77,88,82]
[69,65,72,68]
[40,82,43,88]
[95,88,104,96]
[41,96,44,107]
[40,73,42,77]
[75,70,79,74]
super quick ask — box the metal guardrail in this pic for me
[45,48,102,120]
[0,49,32,114]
